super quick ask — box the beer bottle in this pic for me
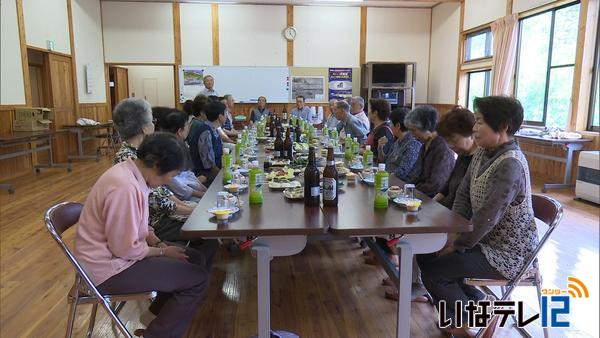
[295,119,302,143]
[304,147,320,207]
[274,127,284,159]
[322,147,338,207]
[269,115,275,137]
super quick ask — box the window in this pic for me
[515,2,581,128]
[466,70,492,111]
[465,29,493,61]
[588,9,600,132]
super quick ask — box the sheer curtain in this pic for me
[491,14,519,95]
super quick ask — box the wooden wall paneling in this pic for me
[0,107,34,181]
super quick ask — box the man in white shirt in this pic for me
[221,94,239,140]
[200,75,219,97]
[351,96,370,131]
[325,98,340,129]
[290,95,312,121]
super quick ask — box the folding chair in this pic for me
[96,124,121,156]
[44,202,156,338]
[464,194,564,338]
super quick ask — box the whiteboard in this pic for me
[179,65,290,103]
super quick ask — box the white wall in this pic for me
[366,7,431,102]
[72,0,106,103]
[1,0,26,104]
[22,0,71,54]
[127,66,175,107]
[180,3,212,65]
[513,0,554,13]
[294,6,360,67]
[463,0,507,30]
[219,5,287,66]
[102,2,174,63]
[428,3,460,104]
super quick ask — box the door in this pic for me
[142,78,159,106]
[109,66,129,110]
[47,53,77,162]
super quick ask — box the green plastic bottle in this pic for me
[249,161,264,205]
[235,139,242,165]
[374,163,389,209]
[222,148,233,185]
[344,134,353,162]
[363,145,373,169]
[331,129,339,147]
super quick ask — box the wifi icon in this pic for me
[567,276,589,298]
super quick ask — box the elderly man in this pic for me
[200,75,219,96]
[351,96,370,131]
[325,98,340,129]
[250,96,271,123]
[290,95,312,121]
[334,100,368,143]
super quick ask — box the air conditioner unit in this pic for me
[575,151,600,204]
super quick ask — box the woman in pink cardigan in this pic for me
[75,132,209,338]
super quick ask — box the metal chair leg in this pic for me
[65,300,78,338]
[86,303,98,338]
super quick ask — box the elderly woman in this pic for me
[250,96,271,123]
[417,96,538,337]
[112,99,194,240]
[75,133,209,338]
[366,98,394,161]
[378,107,422,180]
[433,106,477,209]
[404,105,455,197]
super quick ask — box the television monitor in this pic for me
[373,90,399,105]
[372,64,406,85]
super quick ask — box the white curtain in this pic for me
[491,14,519,95]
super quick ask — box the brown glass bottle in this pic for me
[269,115,275,137]
[282,106,288,124]
[283,127,294,160]
[322,147,338,207]
[295,119,302,142]
[304,147,320,206]
[273,127,284,159]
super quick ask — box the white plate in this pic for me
[224,184,248,191]
[206,206,240,219]
[349,164,364,171]
[269,181,301,189]
[392,197,422,209]
[361,177,374,185]
[283,187,304,199]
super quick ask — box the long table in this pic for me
[182,153,472,338]
[0,130,71,194]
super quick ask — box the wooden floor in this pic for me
[1,156,598,338]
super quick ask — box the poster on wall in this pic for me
[181,68,205,102]
[290,76,325,102]
[328,68,353,100]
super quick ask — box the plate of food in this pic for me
[271,159,291,166]
[283,186,304,199]
[266,168,295,180]
[207,206,240,220]
[294,142,310,154]
[392,197,422,211]
[224,183,248,192]
[387,186,403,199]
[268,180,301,189]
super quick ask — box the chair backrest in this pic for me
[501,194,563,298]
[44,202,83,237]
[44,202,106,296]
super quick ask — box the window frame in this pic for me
[587,7,600,132]
[514,1,581,127]
[466,69,492,110]
[464,28,493,63]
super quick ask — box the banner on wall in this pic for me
[328,68,353,100]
